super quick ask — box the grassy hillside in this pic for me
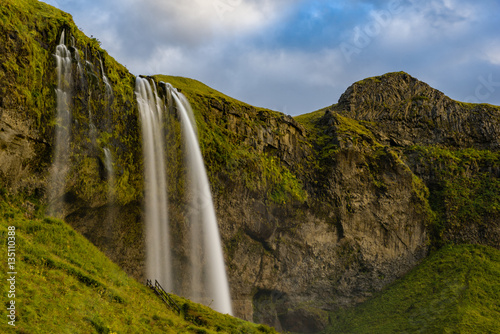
[324,244,500,333]
[0,193,276,334]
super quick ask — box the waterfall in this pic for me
[135,77,173,292]
[71,35,84,83]
[48,30,73,216]
[103,147,115,201]
[135,77,233,315]
[164,82,233,316]
[99,57,113,98]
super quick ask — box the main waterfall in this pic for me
[135,77,233,315]
[135,77,173,292]
[165,82,233,316]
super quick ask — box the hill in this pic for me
[0,194,276,333]
[324,244,500,333]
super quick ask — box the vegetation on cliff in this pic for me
[295,73,500,252]
[405,146,500,249]
[153,74,308,205]
[0,0,141,206]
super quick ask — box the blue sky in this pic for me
[42,0,500,115]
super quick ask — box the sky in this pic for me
[41,0,500,115]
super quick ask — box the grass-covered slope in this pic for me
[324,244,500,333]
[0,194,276,334]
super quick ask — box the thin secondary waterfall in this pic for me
[135,77,173,292]
[103,147,115,201]
[48,30,73,216]
[164,83,233,316]
[99,57,113,98]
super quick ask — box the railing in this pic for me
[146,279,181,314]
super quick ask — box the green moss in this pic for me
[406,145,500,248]
[412,95,429,101]
[294,107,329,136]
[324,244,500,334]
[335,113,377,143]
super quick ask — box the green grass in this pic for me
[324,244,500,334]
[154,75,253,110]
[293,108,328,136]
[0,196,276,334]
[294,105,378,147]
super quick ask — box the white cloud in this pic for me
[382,0,477,42]
[124,0,294,45]
[483,40,500,65]
[241,48,344,88]
[41,0,500,113]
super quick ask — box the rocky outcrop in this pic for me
[215,100,309,165]
[190,93,431,331]
[335,72,500,254]
[338,72,500,149]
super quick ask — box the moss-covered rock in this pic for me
[337,71,500,149]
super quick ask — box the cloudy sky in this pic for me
[42,0,500,115]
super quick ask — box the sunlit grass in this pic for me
[324,244,500,333]
[0,196,276,333]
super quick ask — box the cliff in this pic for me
[0,1,499,333]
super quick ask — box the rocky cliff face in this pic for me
[335,72,500,252]
[1,2,499,333]
[213,106,430,332]
[337,72,500,149]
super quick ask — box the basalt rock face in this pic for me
[337,72,500,149]
[1,2,499,333]
[191,91,431,332]
[335,72,500,253]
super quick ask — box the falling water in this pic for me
[48,30,73,216]
[164,82,233,316]
[103,147,115,200]
[71,35,84,82]
[99,57,113,97]
[135,77,173,292]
